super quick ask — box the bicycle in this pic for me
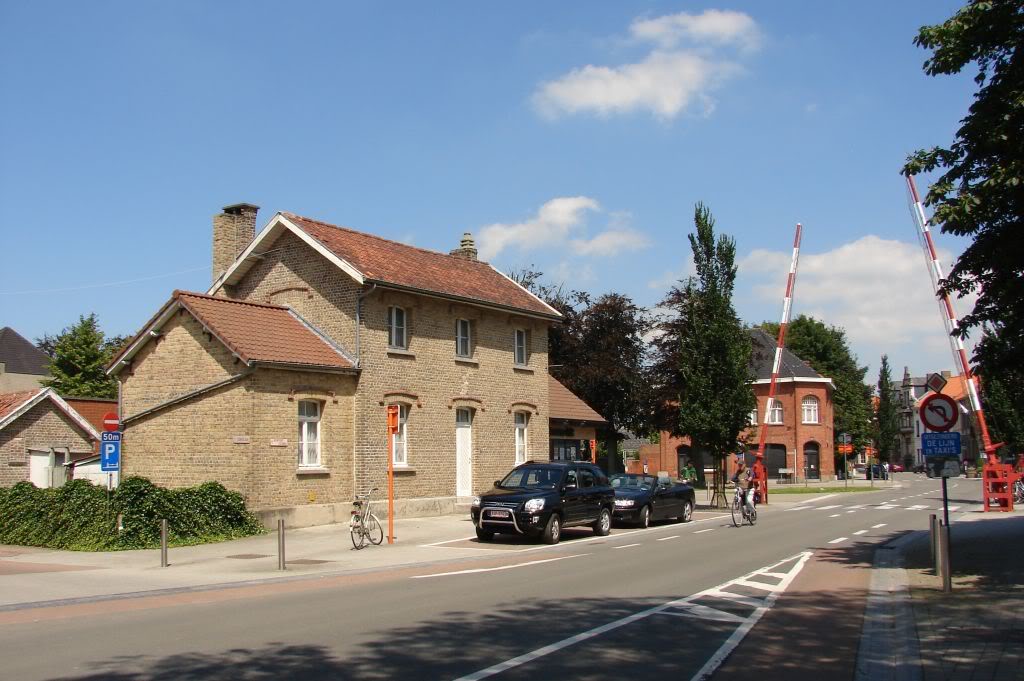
[730,484,757,527]
[1013,477,1024,505]
[350,487,384,549]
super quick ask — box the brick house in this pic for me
[638,330,836,482]
[109,205,562,525]
[548,375,606,461]
[0,388,100,488]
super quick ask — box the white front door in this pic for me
[29,450,50,488]
[456,408,473,497]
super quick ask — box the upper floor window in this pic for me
[392,404,409,466]
[801,396,820,424]
[456,319,472,358]
[514,328,528,366]
[514,411,529,464]
[388,306,407,349]
[749,407,758,426]
[768,399,783,424]
[298,400,321,467]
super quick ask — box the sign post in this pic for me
[920,394,961,527]
[386,405,399,545]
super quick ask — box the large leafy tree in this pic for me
[37,314,123,398]
[875,355,901,465]
[974,327,1024,454]
[903,0,1024,381]
[674,204,755,505]
[759,316,874,458]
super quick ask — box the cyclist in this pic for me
[731,459,756,516]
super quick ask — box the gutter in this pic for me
[121,370,254,426]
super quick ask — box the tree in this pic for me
[759,316,874,461]
[903,0,1024,380]
[674,204,755,506]
[974,327,1024,454]
[39,314,121,398]
[875,355,901,465]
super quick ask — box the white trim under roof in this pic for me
[753,377,834,388]
[491,264,563,318]
[0,388,101,441]
[207,213,365,295]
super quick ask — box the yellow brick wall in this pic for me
[0,401,94,486]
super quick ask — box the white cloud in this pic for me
[533,50,739,121]
[738,235,978,378]
[533,10,759,120]
[572,228,650,256]
[477,197,599,261]
[630,9,762,50]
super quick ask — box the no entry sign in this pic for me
[102,412,120,432]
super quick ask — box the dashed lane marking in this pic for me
[613,544,641,550]
[828,537,848,544]
[657,535,680,542]
[829,514,841,518]
[875,505,898,510]
[694,529,714,534]
[854,530,868,535]
[872,524,887,529]
[816,504,842,510]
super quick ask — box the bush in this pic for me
[0,476,264,551]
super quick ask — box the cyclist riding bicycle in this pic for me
[731,460,756,515]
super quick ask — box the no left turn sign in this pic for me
[919,393,958,432]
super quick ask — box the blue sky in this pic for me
[1,2,977,382]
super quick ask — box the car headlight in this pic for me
[524,498,545,513]
[614,499,635,508]
[472,496,481,508]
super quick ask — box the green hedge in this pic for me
[0,476,265,551]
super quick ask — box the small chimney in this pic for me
[449,232,478,261]
[212,203,259,284]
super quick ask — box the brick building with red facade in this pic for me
[636,330,835,482]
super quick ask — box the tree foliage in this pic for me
[975,326,1024,454]
[903,0,1024,378]
[874,355,901,463]
[38,314,123,399]
[759,315,873,452]
[674,204,755,500]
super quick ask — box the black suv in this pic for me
[470,461,614,544]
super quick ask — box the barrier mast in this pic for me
[754,223,802,504]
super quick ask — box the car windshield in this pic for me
[610,474,655,490]
[500,466,562,490]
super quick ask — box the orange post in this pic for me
[590,439,597,464]
[386,405,399,544]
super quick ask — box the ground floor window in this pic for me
[515,412,529,464]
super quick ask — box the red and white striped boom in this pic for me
[755,223,803,461]
[905,175,998,461]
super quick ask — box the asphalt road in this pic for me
[0,475,975,681]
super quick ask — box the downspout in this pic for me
[354,283,378,368]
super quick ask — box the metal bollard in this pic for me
[277,519,286,571]
[160,518,168,568]
[929,514,938,573]
[940,523,952,593]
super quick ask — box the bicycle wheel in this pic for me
[730,496,741,527]
[366,513,384,545]
[746,505,757,526]
[350,518,367,550]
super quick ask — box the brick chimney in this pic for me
[212,203,259,284]
[449,232,478,261]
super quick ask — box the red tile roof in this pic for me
[549,376,606,424]
[282,213,559,319]
[176,292,355,370]
[0,388,43,422]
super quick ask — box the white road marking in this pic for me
[658,535,680,541]
[846,510,857,514]
[847,504,866,509]
[828,537,848,544]
[907,504,930,511]
[875,505,898,510]
[803,494,837,503]
[816,504,842,510]
[829,514,841,518]
[946,505,961,512]
[872,523,887,528]
[613,543,641,550]
[452,552,813,681]
[410,553,587,579]
[786,505,816,511]
[854,530,868,535]
[694,528,714,534]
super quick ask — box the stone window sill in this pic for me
[392,466,417,473]
[387,348,416,358]
[296,467,330,476]
[513,365,534,374]
[454,356,479,366]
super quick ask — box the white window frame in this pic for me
[388,306,407,350]
[748,407,758,426]
[514,411,529,464]
[298,400,321,467]
[456,318,472,358]
[514,328,528,366]
[392,404,409,466]
[801,396,819,424]
[767,398,783,425]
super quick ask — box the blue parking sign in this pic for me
[101,431,121,472]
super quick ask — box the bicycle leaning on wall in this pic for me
[350,487,384,549]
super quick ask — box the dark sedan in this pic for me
[611,473,695,527]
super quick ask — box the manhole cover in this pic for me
[286,559,331,565]
[226,554,271,560]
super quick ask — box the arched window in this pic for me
[768,399,783,424]
[801,396,820,424]
[392,404,409,466]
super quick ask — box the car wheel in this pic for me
[475,527,494,542]
[680,500,693,523]
[542,514,561,545]
[593,508,611,536]
[639,505,651,529]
